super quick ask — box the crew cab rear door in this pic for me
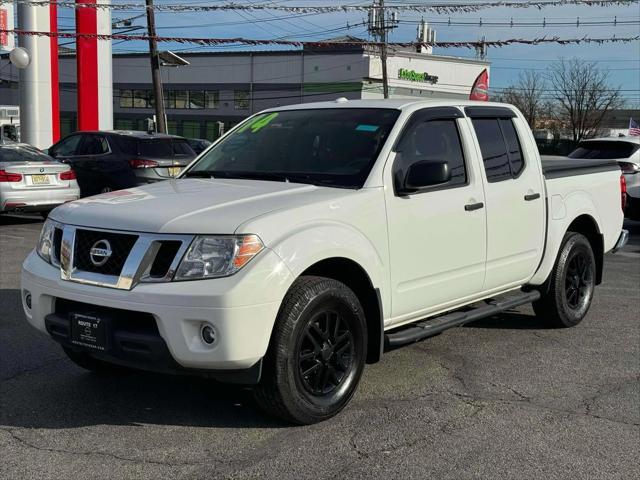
[466,106,546,291]
[384,107,487,322]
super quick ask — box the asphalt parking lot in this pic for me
[0,215,638,480]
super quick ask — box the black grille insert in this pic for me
[74,229,138,276]
[149,241,182,278]
[52,227,63,263]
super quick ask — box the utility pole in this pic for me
[145,0,166,133]
[380,1,389,99]
[367,0,398,99]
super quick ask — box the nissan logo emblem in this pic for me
[89,240,112,267]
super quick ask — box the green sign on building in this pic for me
[398,68,439,84]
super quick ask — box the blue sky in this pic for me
[56,1,640,107]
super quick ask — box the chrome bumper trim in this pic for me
[58,223,194,290]
[611,229,629,254]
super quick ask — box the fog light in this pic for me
[201,324,216,345]
[24,291,32,310]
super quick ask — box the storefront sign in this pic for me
[398,68,439,84]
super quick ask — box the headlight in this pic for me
[37,219,56,264]
[174,234,264,280]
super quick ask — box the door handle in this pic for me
[524,193,541,201]
[464,202,484,211]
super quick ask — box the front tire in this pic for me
[253,276,367,424]
[533,232,596,328]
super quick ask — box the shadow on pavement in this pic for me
[463,311,553,330]
[0,214,43,226]
[0,288,287,430]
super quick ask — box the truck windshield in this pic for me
[183,108,400,188]
[568,141,639,159]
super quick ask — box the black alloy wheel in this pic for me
[564,250,594,311]
[297,310,355,397]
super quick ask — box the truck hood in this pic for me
[50,178,346,234]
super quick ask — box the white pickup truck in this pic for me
[22,100,628,424]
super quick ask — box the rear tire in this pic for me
[62,346,129,375]
[253,276,367,424]
[533,232,596,328]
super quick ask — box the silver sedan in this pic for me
[0,143,80,217]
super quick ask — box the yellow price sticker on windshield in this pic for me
[238,112,279,134]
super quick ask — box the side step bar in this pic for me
[384,290,541,349]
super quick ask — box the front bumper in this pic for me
[21,248,294,375]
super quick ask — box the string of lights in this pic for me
[2,29,638,48]
[1,0,637,13]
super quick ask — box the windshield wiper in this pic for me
[182,170,214,178]
[183,170,353,189]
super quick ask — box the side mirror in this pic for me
[399,160,451,194]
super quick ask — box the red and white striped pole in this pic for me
[75,0,112,131]
[16,1,60,148]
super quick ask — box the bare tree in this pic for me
[500,70,547,128]
[546,58,623,143]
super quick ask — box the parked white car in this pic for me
[21,100,627,424]
[567,136,640,220]
[0,143,80,217]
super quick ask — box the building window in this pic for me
[205,91,219,109]
[189,91,205,109]
[167,120,178,135]
[119,89,134,108]
[182,120,201,138]
[205,121,224,141]
[175,91,188,109]
[114,118,135,130]
[164,90,176,109]
[133,89,150,108]
[234,90,250,110]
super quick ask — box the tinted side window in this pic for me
[472,118,512,182]
[54,135,82,156]
[139,140,173,158]
[79,135,109,155]
[116,136,139,155]
[396,119,467,188]
[499,118,524,176]
[172,139,195,156]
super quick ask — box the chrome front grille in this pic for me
[73,229,138,276]
[56,224,194,290]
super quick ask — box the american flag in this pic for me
[629,118,640,136]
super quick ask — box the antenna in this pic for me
[416,19,436,54]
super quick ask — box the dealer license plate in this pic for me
[167,167,182,177]
[31,174,50,185]
[70,312,109,351]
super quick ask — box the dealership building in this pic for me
[0,38,489,141]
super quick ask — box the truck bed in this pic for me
[541,157,620,179]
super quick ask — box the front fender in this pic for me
[237,188,390,318]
